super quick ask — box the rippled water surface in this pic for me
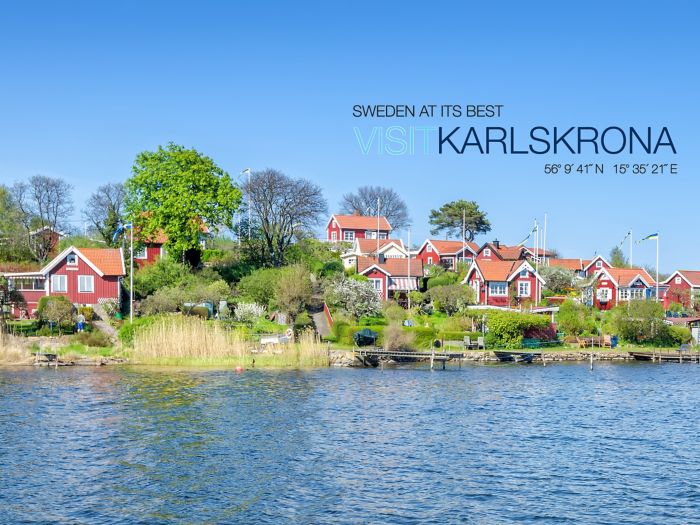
[1,363,699,524]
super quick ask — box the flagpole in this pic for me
[376,197,380,257]
[656,235,659,302]
[629,229,633,267]
[407,227,411,309]
[130,225,134,323]
[542,213,547,266]
[462,209,466,266]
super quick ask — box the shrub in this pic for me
[382,301,406,323]
[557,299,593,336]
[132,257,191,298]
[611,300,667,345]
[667,325,692,345]
[294,311,313,334]
[426,272,459,289]
[324,275,381,320]
[73,330,111,348]
[237,268,282,306]
[37,296,74,334]
[234,302,267,323]
[427,284,475,315]
[487,310,551,348]
[668,302,685,314]
[382,322,415,351]
[78,306,95,321]
[188,306,210,319]
[118,316,159,347]
[275,265,312,320]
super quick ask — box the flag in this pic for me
[637,232,658,244]
[516,225,537,247]
[111,222,133,243]
[618,230,631,248]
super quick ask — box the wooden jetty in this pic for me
[493,350,541,364]
[353,348,465,369]
[629,350,700,363]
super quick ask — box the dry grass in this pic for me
[130,316,329,368]
[0,333,32,365]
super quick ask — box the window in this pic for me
[483,248,491,257]
[630,288,645,300]
[675,276,682,284]
[51,275,67,293]
[11,278,44,291]
[378,233,387,239]
[331,231,337,241]
[596,260,602,268]
[427,245,433,253]
[518,281,531,297]
[444,257,455,269]
[619,288,629,301]
[134,246,147,259]
[427,256,434,265]
[596,287,611,301]
[78,275,94,293]
[489,281,507,296]
[369,278,382,292]
[343,231,355,241]
[520,269,528,278]
[67,254,78,266]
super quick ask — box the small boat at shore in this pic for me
[493,351,536,363]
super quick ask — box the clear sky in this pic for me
[0,1,697,271]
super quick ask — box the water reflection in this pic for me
[0,364,699,524]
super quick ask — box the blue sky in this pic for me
[0,1,697,271]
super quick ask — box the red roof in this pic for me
[358,256,423,277]
[600,267,655,287]
[356,238,404,254]
[331,214,391,231]
[668,271,700,286]
[471,260,524,281]
[426,239,477,255]
[79,248,125,276]
[548,258,587,271]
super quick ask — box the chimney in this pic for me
[378,253,386,264]
[352,210,361,216]
[493,239,500,249]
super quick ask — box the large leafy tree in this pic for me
[0,185,32,262]
[244,169,327,267]
[340,186,411,230]
[428,200,491,241]
[82,183,125,246]
[125,143,241,256]
[0,277,25,333]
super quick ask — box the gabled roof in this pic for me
[523,246,556,257]
[462,259,544,284]
[355,238,405,255]
[357,256,423,277]
[664,270,700,287]
[22,246,126,278]
[595,267,655,287]
[478,243,526,261]
[548,258,589,271]
[583,255,611,272]
[419,239,478,256]
[328,214,392,231]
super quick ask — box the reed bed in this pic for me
[130,316,329,368]
[0,333,31,365]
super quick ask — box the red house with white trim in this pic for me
[341,238,407,269]
[588,267,656,310]
[357,255,423,302]
[475,241,527,262]
[415,239,478,271]
[662,270,700,310]
[3,246,125,318]
[326,214,392,242]
[461,259,544,307]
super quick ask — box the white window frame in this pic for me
[331,231,337,241]
[630,288,645,300]
[517,281,531,297]
[369,278,382,292]
[596,260,603,268]
[343,231,355,241]
[134,246,148,260]
[67,254,78,266]
[483,248,491,257]
[78,275,94,293]
[619,288,630,301]
[520,269,528,278]
[51,274,67,293]
[444,256,455,269]
[489,281,508,296]
[596,287,611,301]
[378,232,387,239]
[675,276,682,284]
[426,245,433,253]
[427,256,434,265]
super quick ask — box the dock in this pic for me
[629,351,700,363]
[353,348,465,369]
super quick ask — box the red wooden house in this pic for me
[581,255,611,277]
[415,239,478,270]
[357,255,423,302]
[475,241,527,262]
[588,267,656,310]
[134,230,167,268]
[341,238,407,269]
[461,259,544,307]
[3,246,125,318]
[326,213,392,242]
[662,270,700,310]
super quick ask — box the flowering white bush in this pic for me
[234,302,267,323]
[324,276,381,319]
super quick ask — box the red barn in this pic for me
[461,259,544,307]
[326,213,391,242]
[415,239,478,270]
[3,246,125,318]
[589,267,656,310]
[663,270,700,310]
[357,255,423,303]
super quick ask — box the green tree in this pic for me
[611,300,667,345]
[132,257,192,298]
[427,284,475,315]
[609,246,628,268]
[540,266,576,295]
[125,143,242,257]
[0,277,25,333]
[237,267,283,306]
[38,296,74,334]
[557,299,591,336]
[428,200,491,241]
[275,265,312,321]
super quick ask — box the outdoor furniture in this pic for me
[576,337,589,348]
[522,338,541,349]
[603,335,612,348]
[477,336,485,349]
[463,336,478,350]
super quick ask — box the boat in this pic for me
[493,351,535,363]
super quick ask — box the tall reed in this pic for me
[0,333,31,365]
